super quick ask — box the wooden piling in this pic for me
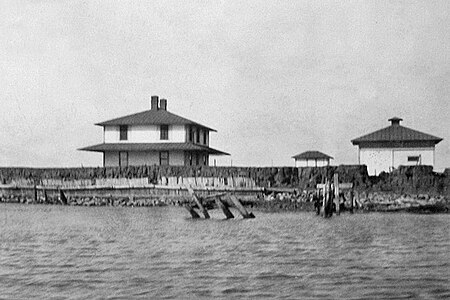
[215,196,234,219]
[33,185,37,203]
[187,187,210,219]
[185,204,201,218]
[59,190,68,205]
[226,194,255,218]
[328,181,334,217]
[349,189,354,214]
[321,181,327,217]
[334,173,340,216]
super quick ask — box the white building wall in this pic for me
[103,151,186,167]
[170,151,185,166]
[360,149,392,175]
[393,148,434,167]
[360,148,435,175]
[104,151,119,167]
[104,126,117,143]
[104,125,186,143]
[128,151,159,166]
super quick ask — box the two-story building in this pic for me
[80,96,229,167]
[351,117,443,175]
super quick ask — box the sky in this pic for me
[0,0,449,170]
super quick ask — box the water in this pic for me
[1,204,449,299]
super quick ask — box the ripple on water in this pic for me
[0,204,449,299]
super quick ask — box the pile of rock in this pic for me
[356,192,449,213]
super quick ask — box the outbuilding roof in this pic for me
[351,118,442,145]
[292,151,333,160]
[79,143,229,155]
[96,109,216,132]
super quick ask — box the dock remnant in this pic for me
[187,187,210,219]
[184,187,255,220]
[316,174,353,218]
[226,194,255,219]
[215,196,234,219]
[185,203,201,218]
[59,190,68,205]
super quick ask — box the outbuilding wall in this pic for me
[295,159,329,168]
[360,147,435,175]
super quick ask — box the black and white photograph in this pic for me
[1,1,449,299]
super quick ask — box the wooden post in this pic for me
[324,180,333,218]
[321,181,327,217]
[187,187,210,219]
[349,189,354,214]
[33,185,37,203]
[215,196,234,219]
[334,173,340,216]
[185,204,201,218]
[227,194,255,218]
[59,190,68,205]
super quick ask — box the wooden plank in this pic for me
[203,193,227,200]
[187,187,210,219]
[317,183,353,189]
[226,194,255,219]
[215,196,234,219]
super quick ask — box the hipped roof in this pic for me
[292,151,333,160]
[96,109,216,132]
[79,143,229,155]
[351,124,442,145]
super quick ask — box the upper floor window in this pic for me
[160,125,169,140]
[189,126,194,142]
[196,128,200,143]
[203,131,207,145]
[119,125,128,140]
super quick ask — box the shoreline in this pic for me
[1,192,449,214]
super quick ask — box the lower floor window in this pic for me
[119,151,128,168]
[160,151,169,165]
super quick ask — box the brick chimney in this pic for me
[388,117,403,126]
[151,95,159,110]
[159,98,167,111]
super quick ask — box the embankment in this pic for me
[1,165,449,212]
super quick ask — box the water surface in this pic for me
[1,204,449,299]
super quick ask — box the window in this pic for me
[195,153,200,165]
[189,153,193,166]
[160,125,168,140]
[196,129,200,143]
[203,131,207,145]
[408,156,421,164]
[203,154,208,165]
[188,126,194,142]
[119,152,128,167]
[160,151,169,165]
[119,125,128,140]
